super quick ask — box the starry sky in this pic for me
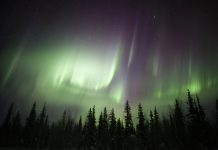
[0,0,218,122]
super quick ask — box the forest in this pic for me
[0,90,218,150]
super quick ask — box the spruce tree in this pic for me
[149,110,154,131]
[109,108,116,138]
[136,103,147,149]
[73,116,82,149]
[195,95,210,147]
[97,112,104,149]
[84,106,96,149]
[24,102,37,147]
[37,103,47,148]
[196,95,206,122]
[78,116,82,132]
[186,91,208,148]
[124,101,134,137]
[186,91,197,139]
[65,115,74,148]
[103,107,109,148]
[116,118,124,150]
[149,110,155,149]
[173,99,186,148]
[154,107,161,149]
[109,108,116,149]
[187,90,196,122]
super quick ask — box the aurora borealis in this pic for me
[0,0,218,121]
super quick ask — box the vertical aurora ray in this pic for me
[52,45,120,90]
[2,47,24,88]
[127,19,138,68]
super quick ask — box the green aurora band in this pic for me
[0,39,218,120]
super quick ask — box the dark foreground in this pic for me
[1,91,218,150]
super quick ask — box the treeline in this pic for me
[0,90,218,150]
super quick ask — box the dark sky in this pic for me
[0,0,218,122]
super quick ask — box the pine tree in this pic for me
[73,116,82,149]
[124,101,134,137]
[149,107,161,150]
[136,103,147,149]
[96,107,109,149]
[103,107,109,148]
[154,107,160,129]
[37,103,47,148]
[149,110,154,131]
[97,112,104,149]
[103,107,108,130]
[109,108,116,138]
[162,116,172,148]
[116,118,124,150]
[173,99,186,148]
[49,110,68,149]
[84,106,97,149]
[109,108,116,149]
[154,107,161,149]
[149,110,156,149]
[186,91,197,137]
[174,99,185,129]
[187,90,197,122]
[196,95,206,122]
[62,110,67,127]
[186,91,208,148]
[24,102,37,147]
[78,116,82,132]
[65,115,74,148]
[195,95,211,147]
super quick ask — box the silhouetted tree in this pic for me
[24,102,37,147]
[97,108,109,149]
[186,90,198,148]
[97,112,104,149]
[84,106,97,150]
[65,115,74,148]
[136,103,148,149]
[154,107,161,149]
[124,101,135,150]
[186,91,211,148]
[102,107,109,149]
[36,103,49,148]
[116,118,124,150]
[162,116,172,149]
[73,116,83,149]
[0,92,217,150]
[149,107,161,149]
[149,110,156,149]
[196,95,212,148]
[109,108,116,149]
[173,99,186,148]
[124,101,134,136]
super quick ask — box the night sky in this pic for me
[0,0,218,122]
